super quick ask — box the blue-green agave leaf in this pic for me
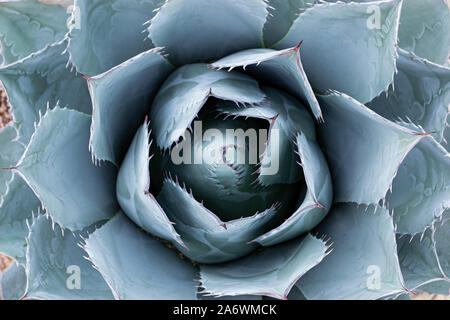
[276,0,402,104]
[210,46,322,121]
[444,121,450,153]
[0,175,40,264]
[397,231,444,292]
[88,48,172,164]
[252,132,332,246]
[157,178,279,264]
[397,0,450,66]
[150,64,266,150]
[0,41,91,144]
[199,293,263,300]
[37,0,74,6]
[381,291,412,300]
[83,212,198,300]
[199,234,328,300]
[67,0,164,76]
[368,49,450,142]
[25,214,114,300]
[286,286,307,300]
[262,285,307,300]
[317,91,426,206]
[116,122,184,246]
[297,203,405,300]
[325,0,450,66]
[0,261,26,300]
[262,0,315,48]
[16,107,118,231]
[397,212,449,295]
[0,125,23,195]
[434,213,450,277]
[388,136,450,235]
[0,0,68,65]
[147,0,268,66]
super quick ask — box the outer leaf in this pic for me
[0,0,68,65]
[199,234,328,300]
[263,285,307,300]
[25,215,114,300]
[0,125,23,195]
[398,0,450,65]
[150,64,266,149]
[210,45,323,121]
[252,132,332,246]
[444,120,450,153]
[199,293,263,300]
[317,91,426,206]
[0,175,40,264]
[16,108,118,231]
[286,286,307,300]
[157,178,279,263]
[88,48,172,164]
[317,0,450,65]
[261,285,307,300]
[83,212,198,300]
[263,0,314,48]
[397,231,444,291]
[147,0,268,66]
[368,49,450,142]
[0,41,91,144]
[388,136,450,235]
[0,261,26,300]
[297,203,405,300]
[116,122,184,246]
[276,0,402,104]
[434,213,450,278]
[67,0,164,76]
[37,0,73,8]
[397,212,450,295]
[382,291,412,300]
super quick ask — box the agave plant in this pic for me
[0,0,449,300]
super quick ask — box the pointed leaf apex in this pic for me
[412,131,436,137]
[293,41,303,51]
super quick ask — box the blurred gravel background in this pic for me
[0,254,10,272]
[0,84,12,129]
[0,84,11,273]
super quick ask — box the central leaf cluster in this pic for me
[150,98,304,221]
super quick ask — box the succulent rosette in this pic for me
[0,0,449,300]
